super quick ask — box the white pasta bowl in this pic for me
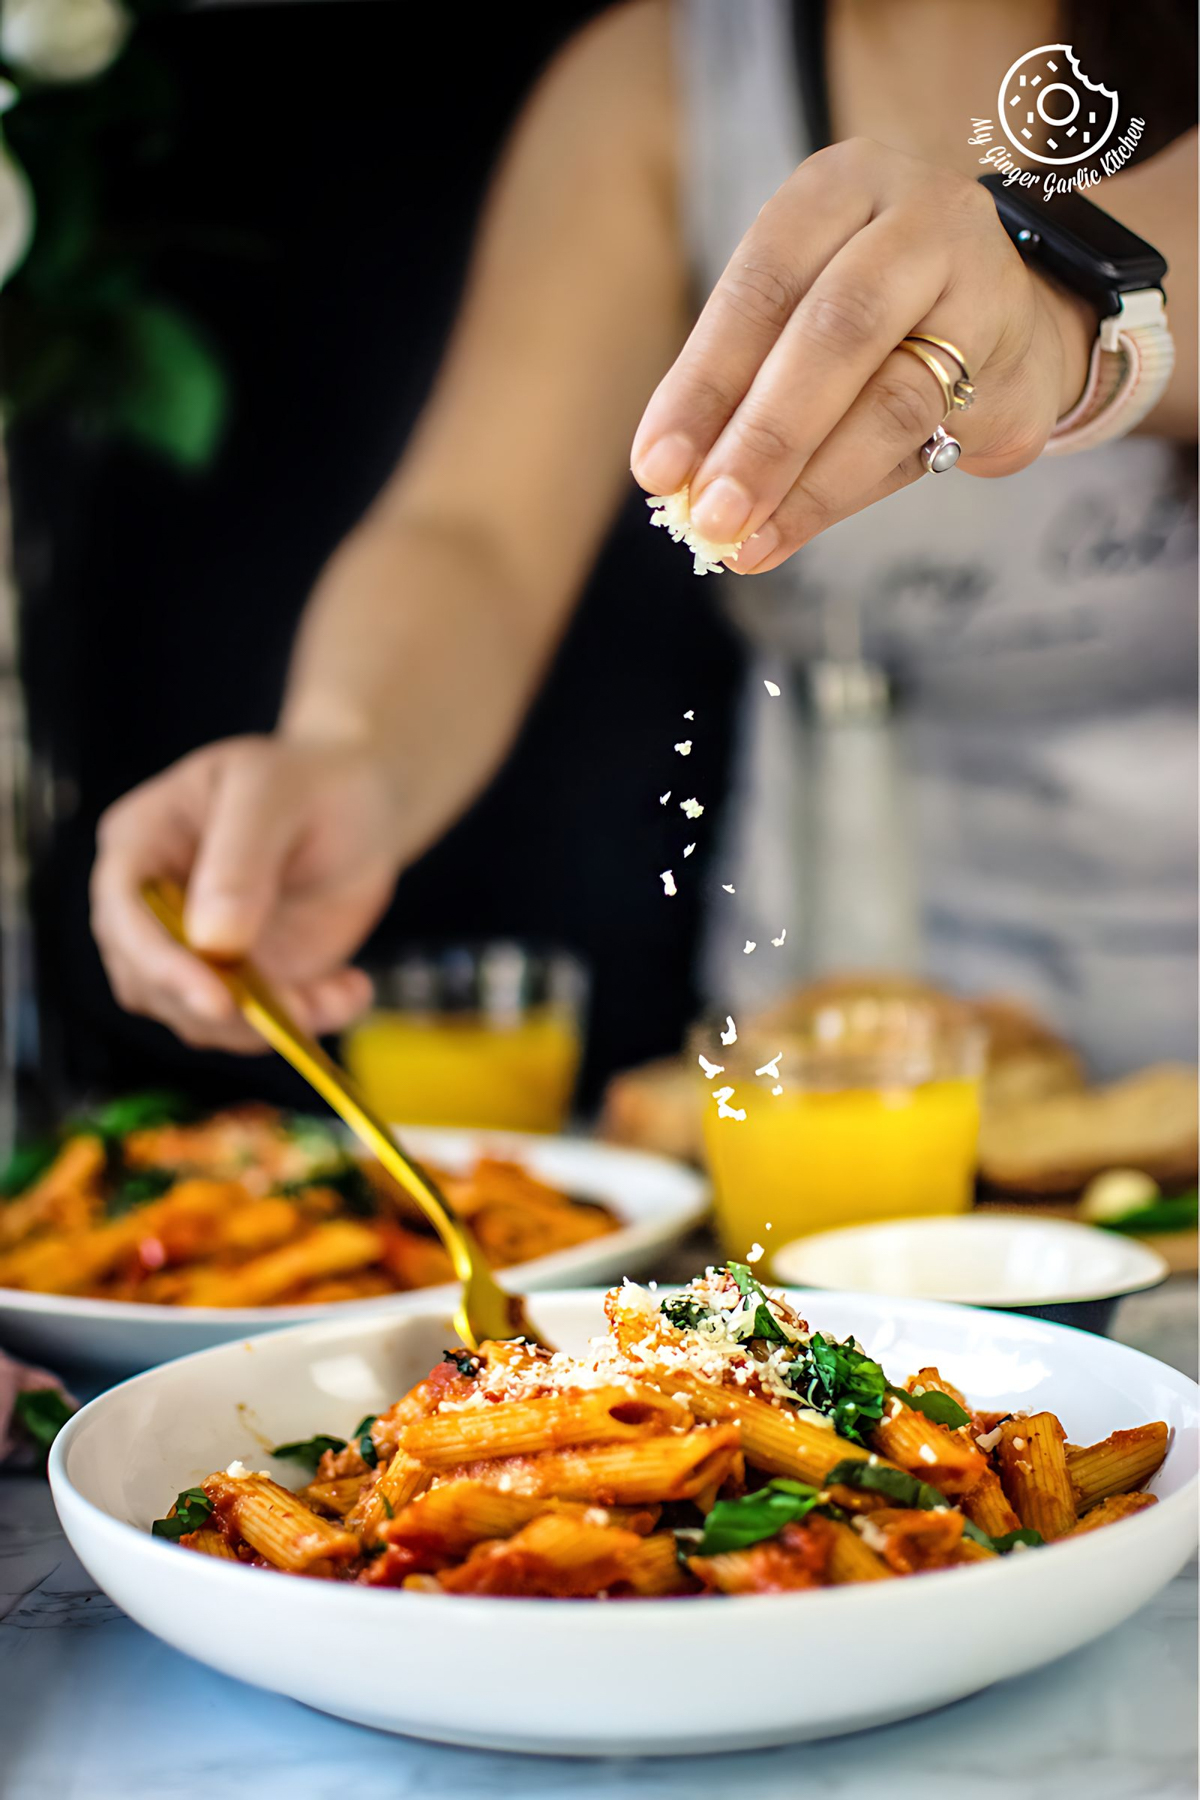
[49,1289,1198,1756]
[0,1128,707,1375]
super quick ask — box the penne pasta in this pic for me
[399,1385,692,1465]
[1066,1423,1170,1510]
[154,1263,1173,1599]
[203,1472,360,1573]
[180,1221,386,1308]
[997,1413,1077,1540]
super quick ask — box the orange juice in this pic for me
[705,1076,981,1262]
[343,1008,581,1133]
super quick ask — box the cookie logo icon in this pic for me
[997,44,1119,167]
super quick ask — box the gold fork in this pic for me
[141,878,551,1350]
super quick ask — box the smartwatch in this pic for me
[979,173,1174,453]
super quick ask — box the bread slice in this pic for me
[978,1063,1198,1194]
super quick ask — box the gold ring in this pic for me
[896,340,955,423]
[904,333,976,411]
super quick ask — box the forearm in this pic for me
[280,510,559,864]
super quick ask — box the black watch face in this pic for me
[980,175,1167,313]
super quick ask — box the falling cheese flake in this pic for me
[680,798,704,819]
[660,870,677,897]
[771,929,787,947]
[674,741,692,756]
[711,1085,746,1123]
[659,792,671,805]
[771,1084,784,1096]
[720,1015,738,1046]
[683,710,694,721]
[646,486,742,577]
[743,940,757,954]
[746,1242,765,1265]
[683,843,696,858]
[765,1221,773,1231]
[697,1054,725,1080]
[764,680,781,697]
[755,1053,782,1080]
[721,883,735,894]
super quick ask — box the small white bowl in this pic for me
[771,1214,1168,1334]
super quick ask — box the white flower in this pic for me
[1,0,131,82]
[0,137,32,290]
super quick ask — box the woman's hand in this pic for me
[91,736,405,1051]
[631,138,1096,574]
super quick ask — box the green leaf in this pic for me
[726,1262,791,1344]
[12,1388,74,1453]
[0,1138,57,1198]
[71,1090,195,1147]
[661,1295,713,1332]
[1100,1191,1198,1236]
[151,1486,214,1540]
[269,1433,346,1473]
[106,1167,176,1217]
[441,1349,482,1379]
[353,1415,379,1469]
[788,1335,888,1443]
[825,1458,948,1512]
[111,300,228,470]
[885,1382,971,1430]
[685,1478,823,1557]
[989,1528,1044,1553]
[826,1460,1043,1556]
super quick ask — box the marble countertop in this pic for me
[1,1280,1195,1800]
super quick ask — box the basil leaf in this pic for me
[270,1433,347,1473]
[885,1382,971,1431]
[989,1528,1044,1553]
[826,1460,1043,1556]
[441,1349,483,1378]
[0,1139,57,1198]
[106,1167,176,1218]
[686,1478,823,1556]
[71,1090,196,1148]
[152,1486,215,1540]
[788,1336,887,1443]
[726,1261,791,1343]
[661,1295,713,1332]
[825,1458,949,1512]
[354,1415,379,1469]
[1100,1191,1198,1236]
[12,1388,74,1453]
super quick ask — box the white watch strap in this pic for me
[1043,291,1174,456]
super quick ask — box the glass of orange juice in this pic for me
[343,944,586,1133]
[694,986,984,1268]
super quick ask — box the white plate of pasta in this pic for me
[0,1100,707,1373]
[49,1268,1198,1754]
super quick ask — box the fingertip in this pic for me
[631,432,696,496]
[185,890,258,956]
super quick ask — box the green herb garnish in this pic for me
[269,1433,347,1473]
[786,1336,888,1442]
[441,1349,483,1379]
[0,1139,57,1198]
[726,1262,792,1343]
[825,1459,1042,1555]
[682,1479,824,1557]
[353,1415,379,1469]
[660,1295,713,1332]
[884,1383,971,1430]
[106,1168,177,1217]
[152,1486,215,1540]
[1099,1190,1198,1236]
[12,1388,74,1453]
[72,1090,196,1148]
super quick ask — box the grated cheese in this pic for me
[660,870,677,897]
[743,940,757,954]
[917,1444,938,1465]
[754,1053,782,1080]
[674,741,693,756]
[697,1054,725,1080]
[645,486,742,577]
[683,843,696,858]
[720,1016,738,1046]
[975,1426,1003,1452]
[764,680,781,697]
[680,797,704,819]
[771,929,787,947]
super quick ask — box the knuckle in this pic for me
[872,370,938,443]
[787,472,840,537]
[721,257,802,333]
[801,285,884,358]
[732,402,802,467]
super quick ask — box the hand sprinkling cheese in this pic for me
[660,870,677,897]
[764,680,781,697]
[697,1054,725,1080]
[755,1053,782,1080]
[645,485,742,577]
[720,1015,738,1046]
[680,797,704,819]
[743,940,757,954]
[674,740,692,756]
[771,929,787,947]
[683,843,696,858]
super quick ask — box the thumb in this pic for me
[185,749,301,956]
